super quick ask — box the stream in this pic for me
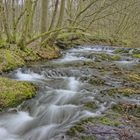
[0,45,140,140]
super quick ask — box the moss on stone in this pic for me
[111,55,121,61]
[132,49,140,54]
[97,116,120,127]
[125,73,140,82]
[118,88,140,96]
[112,103,140,118]
[114,48,129,54]
[0,77,36,110]
[0,49,25,72]
[6,50,24,68]
[0,44,60,72]
[101,87,139,97]
[96,53,121,61]
[132,54,140,59]
[84,101,97,110]
[67,114,121,138]
[88,78,105,86]
[67,124,85,136]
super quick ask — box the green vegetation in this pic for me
[112,103,140,118]
[96,53,121,61]
[0,0,140,136]
[88,77,105,86]
[0,77,36,110]
[0,45,60,72]
[67,114,121,138]
[132,54,140,58]
[84,101,97,110]
[101,87,140,97]
[125,73,140,82]
[114,48,130,54]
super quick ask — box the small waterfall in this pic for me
[23,124,58,140]
[15,69,44,81]
[68,77,79,91]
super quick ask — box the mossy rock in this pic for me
[114,48,130,54]
[88,77,105,86]
[96,53,121,61]
[112,103,140,118]
[0,77,36,110]
[67,115,121,138]
[132,49,140,54]
[0,40,7,48]
[84,101,97,110]
[97,116,120,127]
[132,54,140,59]
[67,124,85,137]
[118,88,140,96]
[111,55,121,61]
[125,73,140,82]
[0,49,25,71]
[101,87,139,97]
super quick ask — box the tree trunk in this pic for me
[49,0,59,31]
[56,0,65,28]
[41,0,49,42]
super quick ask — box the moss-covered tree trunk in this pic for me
[0,0,12,43]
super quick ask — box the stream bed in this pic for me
[0,45,140,140]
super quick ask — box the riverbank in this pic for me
[0,44,60,72]
[0,43,60,110]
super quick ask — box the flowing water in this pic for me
[0,45,140,140]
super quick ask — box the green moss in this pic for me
[98,117,120,127]
[67,124,85,136]
[5,50,24,69]
[101,87,139,97]
[89,78,105,86]
[97,53,121,61]
[132,54,140,58]
[118,88,140,96]
[79,135,96,140]
[111,55,121,61]
[84,102,97,110]
[0,49,25,71]
[112,103,140,118]
[114,48,129,54]
[0,40,7,48]
[132,49,140,54]
[0,77,36,110]
[67,114,121,139]
[0,43,60,72]
[125,73,140,82]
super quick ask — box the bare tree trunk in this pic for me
[49,0,59,31]
[41,0,49,42]
[56,0,65,28]
[0,0,11,43]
